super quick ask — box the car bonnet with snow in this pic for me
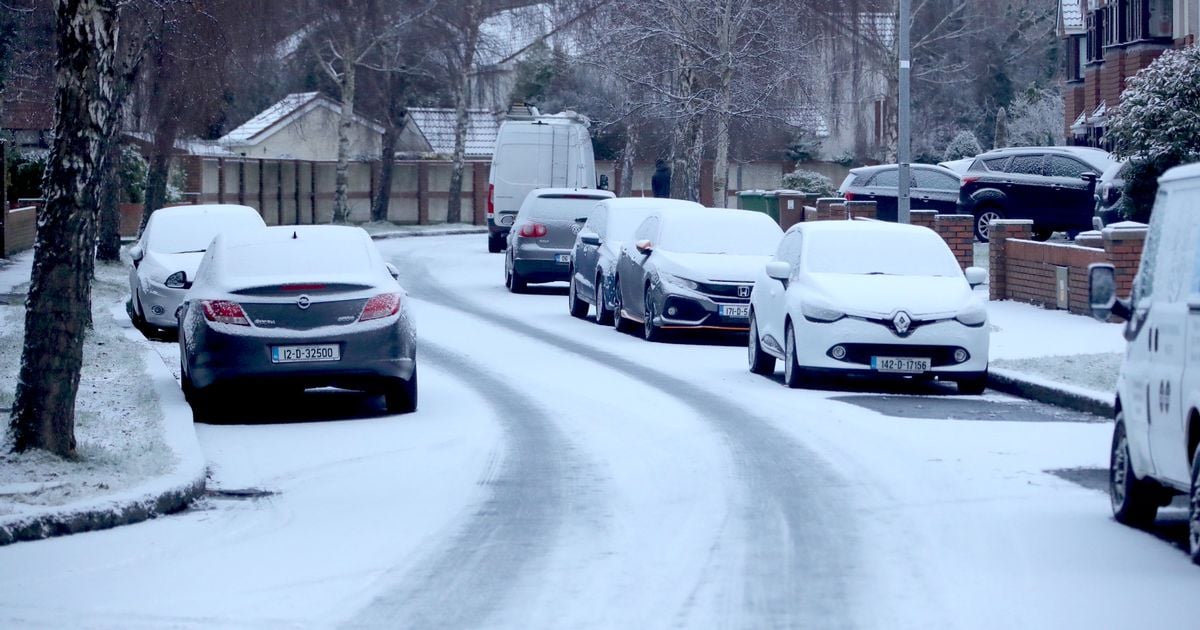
[653,208,783,280]
[800,223,978,318]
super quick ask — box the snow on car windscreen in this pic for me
[223,240,374,280]
[529,195,610,221]
[148,213,262,254]
[806,229,962,277]
[659,214,780,255]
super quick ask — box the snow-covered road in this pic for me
[1,233,1197,629]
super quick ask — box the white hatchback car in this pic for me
[128,204,266,330]
[747,220,990,392]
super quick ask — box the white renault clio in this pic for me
[747,220,990,392]
[1088,162,1200,564]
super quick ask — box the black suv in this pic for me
[957,147,1117,242]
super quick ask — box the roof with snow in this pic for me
[1060,0,1085,35]
[404,108,500,157]
[220,92,385,147]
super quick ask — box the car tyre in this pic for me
[1110,416,1161,528]
[783,322,804,389]
[1032,228,1054,242]
[1190,447,1200,566]
[385,369,418,414]
[594,274,614,325]
[643,286,664,342]
[487,234,503,253]
[568,272,588,319]
[180,360,215,423]
[612,279,633,333]
[973,206,1004,242]
[505,256,527,294]
[748,314,776,376]
[956,372,987,395]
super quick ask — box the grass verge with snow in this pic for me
[0,261,173,518]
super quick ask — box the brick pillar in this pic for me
[1102,223,1148,299]
[183,156,204,202]
[935,214,975,270]
[417,162,430,226]
[814,197,844,221]
[846,200,876,220]
[988,219,1033,301]
[472,163,488,225]
[910,210,937,230]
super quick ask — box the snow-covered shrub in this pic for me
[119,145,148,203]
[942,131,982,162]
[781,169,834,196]
[1107,45,1200,222]
[1008,87,1064,147]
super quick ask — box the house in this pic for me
[1060,0,1199,147]
[1,76,54,149]
[218,92,384,161]
[397,108,500,159]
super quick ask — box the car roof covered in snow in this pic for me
[151,204,262,219]
[600,198,704,212]
[1160,162,1200,185]
[791,218,935,237]
[975,145,1118,171]
[529,188,615,199]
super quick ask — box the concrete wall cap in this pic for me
[934,214,973,220]
[991,219,1034,226]
[1102,222,1148,239]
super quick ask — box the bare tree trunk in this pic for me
[371,126,396,223]
[10,0,119,457]
[139,113,178,233]
[96,141,122,261]
[446,0,481,225]
[332,58,356,224]
[619,127,637,196]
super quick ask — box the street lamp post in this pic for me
[897,0,911,224]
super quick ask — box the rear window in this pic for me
[224,240,374,279]
[837,174,857,193]
[659,214,781,255]
[527,195,609,221]
[806,229,961,277]
[148,211,263,254]
[869,170,899,187]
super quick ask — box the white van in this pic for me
[487,108,597,253]
[1088,162,1200,565]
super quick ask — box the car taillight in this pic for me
[201,300,250,326]
[843,191,856,201]
[360,293,402,321]
[518,223,548,238]
[961,176,980,185]
[487,184,494,217]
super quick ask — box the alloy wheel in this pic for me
[784,326,795,386]
[976,210,1002,241]
[1111,429,1130,509]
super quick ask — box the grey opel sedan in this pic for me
[177,225,417,417]
[505,187,615,292]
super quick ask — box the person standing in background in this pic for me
[651,159,671,198]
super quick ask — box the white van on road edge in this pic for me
[487,110,598,253]
[1089,161,1200,565]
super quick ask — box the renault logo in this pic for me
[738,285,751,298]
[297,295,311,310]
[892,311,912,335]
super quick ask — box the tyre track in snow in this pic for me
[343,339,580,629]
[391,254,862,629]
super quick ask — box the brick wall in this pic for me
[3,206,37,257]
[989,220,1146,316]
[910,210,937,230]
[934,214,974,270]
[1065,83,1085,139]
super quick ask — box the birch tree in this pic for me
[9,0,121,457]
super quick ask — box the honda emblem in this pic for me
[738,285,751,298]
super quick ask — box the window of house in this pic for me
[1066,35,1086,82]
[1087,9,1106,62]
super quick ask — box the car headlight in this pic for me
[164,271,188,289]
[801,300,845,323]
[955,301,987,327]
[658,271,699,291]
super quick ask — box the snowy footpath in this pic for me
[0,258,206,545]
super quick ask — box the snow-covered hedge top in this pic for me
[1107,45,1200,163]
[780,169,835,196]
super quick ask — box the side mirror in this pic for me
[1081,172,1099,192]
[130,244,144,266]
[164,271,189,289]
[598,174,610,190]
[1088,263,1130,321]
[964,266,988,288]
[766,260,791,281]
[574,216,589,224]
[386,262,400,281]
[635,239,653,255]
[579,230,601,247]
